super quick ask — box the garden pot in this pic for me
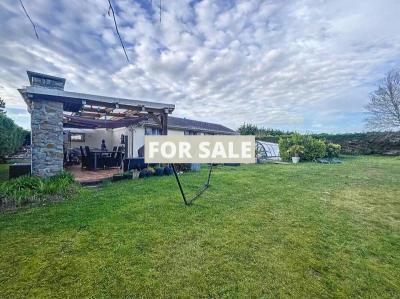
[164,166,173,175]
[155,167,164,176]
[292,156,300,164]
[139,170,148,178]
[132,170,140,179]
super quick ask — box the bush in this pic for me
[154,167,164,176]
[139,167,155,178]
[326,143,341,158]
[164,166,173,175]
[0,113,30,162]
[287,145,304,157]
[0,172,77,209]
[279,134,327,161]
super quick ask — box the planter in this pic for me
[155,167,164,176]
[132,169,140,179]
[139,170,148,178]
[164,166,173,175]
[291,156,300,164]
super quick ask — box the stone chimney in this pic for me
[27,71,66,90]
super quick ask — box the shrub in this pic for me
[174,164,191,172]
[155,167,164,176]
[304,138,326,161]
[287,145,304,157]
[279,134,327,161]
[0,113,30,162]
[164,166,173,175]
[326,143,341,158]
[0,172,77,209]
[139,167,155,178]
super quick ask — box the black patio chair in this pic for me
[85,146,104,170]
[80,146,88,169]
[104,146,124,168]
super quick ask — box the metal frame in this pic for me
[171,163,213,206]
[256,140,281,161]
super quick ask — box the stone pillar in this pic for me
[31,100,64,177]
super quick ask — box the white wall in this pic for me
[168,130,185,136]
[67,128,113,150]
[64,126,188,158]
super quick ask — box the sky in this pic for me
[0,0,399,133]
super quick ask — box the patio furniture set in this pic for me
[79,146,124,171]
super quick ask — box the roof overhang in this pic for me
[18,86,175,114]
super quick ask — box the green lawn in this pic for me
[0,164,8,181]
[0,156,399,298]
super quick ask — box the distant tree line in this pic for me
[238,123,400,156]
[0,99,30,162]
[238,123,294,138]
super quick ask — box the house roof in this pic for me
[64,115,236,135]
[142,117,237,135]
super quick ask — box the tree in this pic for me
[366,69,400,130]
[238,123,259,135]
[0,98,5,114]
[0,100,30,162]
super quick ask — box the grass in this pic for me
[0,164,8,181]
[0,156,399,298]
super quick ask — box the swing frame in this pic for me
[171,163,213,205]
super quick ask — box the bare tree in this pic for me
[365,69,400,130]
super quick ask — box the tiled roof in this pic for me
[142,116,237,135]
[64,115,236,134]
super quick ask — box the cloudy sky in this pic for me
[0,0,399,132]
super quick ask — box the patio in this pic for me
[65,164,121,184]
[18,71,173,178]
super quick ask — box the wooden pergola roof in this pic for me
[18,71,174,131]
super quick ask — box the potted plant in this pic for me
[146,167,155,177]
[132,169,140,179]
[164,165,173,175]
[155,166,164,176]
[139,169,147,178]
[287,145,304,164]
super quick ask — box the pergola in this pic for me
[19,71,174,177]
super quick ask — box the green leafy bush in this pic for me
[287,145,304,157]
[279,134,327,161]
[0,113,30,162]
[0,172,77,209]
[326,143,341,158]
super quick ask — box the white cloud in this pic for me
[0,0,399,132]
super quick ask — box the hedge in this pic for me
[0,114,30,162]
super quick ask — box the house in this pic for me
[65,115,236,160]
[18,71,236,178]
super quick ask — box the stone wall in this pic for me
[31,100,64,177]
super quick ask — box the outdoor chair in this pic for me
[85,146,104,170]
[104,146,124,168]
[80,146,88,169]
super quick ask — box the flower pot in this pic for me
[292,156,300,164]
[164,166,173,175]
[155,167,164,176]
[139,170,148,178]
[132,169,139,179]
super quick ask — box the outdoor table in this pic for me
[90,151,115,171]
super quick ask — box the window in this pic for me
[69,133,85,142]
[145,128,161,135]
